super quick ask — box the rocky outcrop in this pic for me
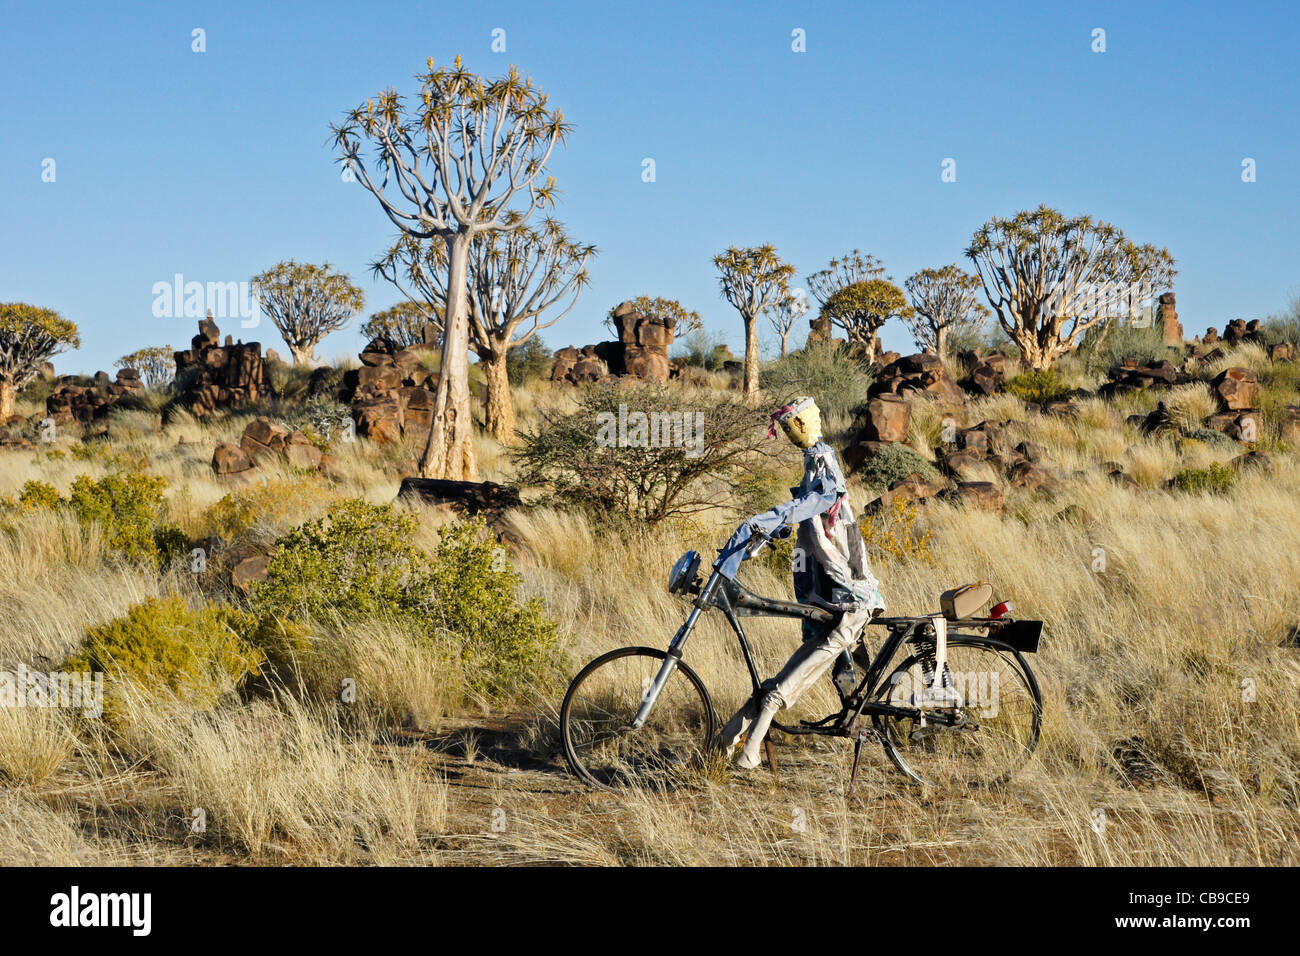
[1156,292,1183,346]
[551,302,678,385]
[173,317,271,417]
[45,368,147,424]
[339,337,438,446]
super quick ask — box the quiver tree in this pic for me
[361,301,441,349]
[250,260,364,366]
[603,296,703,338]
[903,265,990,358]
[764,290,808,357]
[819,278,911,364]
[0,303,79,420]
[116,346,175,390]
[713,244,795,400]
[374,216,595,443]
[965,205,1176,370]
[333,56,570,480]
[805,249,887,308]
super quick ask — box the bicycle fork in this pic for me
[631,610,697,728]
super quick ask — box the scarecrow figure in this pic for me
[713,396,885,770]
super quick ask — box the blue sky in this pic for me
[2,0,1297,374]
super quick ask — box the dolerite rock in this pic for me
[45,368,149,425]
[172,317,271,417]
[863,473,946,514]
[552,302,677,385]
[1007,459,1057,492]
[1202,327,1220,346]
[1222,318,1266,348]
[1155,292,1183,345]
[941,448,991,482]
[1231,450,1273,473]
[1015,440,1045,463]
[1211,367,1259,411]
[212,442,253,476]
[285,432,323,470]
[1280,406,1300,442]
[341,337,439,445]
[1269,342,1297,363]
[869,352,966,413]
[231,554,271,594]
[961,349,1017,396]
[395,478,522,535]
[1206,410,1259,442]
[859,394,911,442]
[241,417,290,462]
[1098,358,1187,398]
[940,481,1003,512]
[1138,402,1174,435]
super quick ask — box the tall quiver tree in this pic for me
[334,56,570,480]
[805,249,887,309]
[819,279,911,363]
[965,205,1176,370]
[375,216,595,443]
[0,303,79,420]
[903,264,990,358]
[713,245,795,401]
[362,301,441,349]
[250,260,364,366]
[765,291,808,357]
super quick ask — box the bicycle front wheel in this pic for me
[874,638,1042,790]
[561,646,716,793]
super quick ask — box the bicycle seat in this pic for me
[939,582,993,620]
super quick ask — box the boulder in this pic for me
[231,554,271,593]
[212,443,253,476]
[1211,367,1259,411]
[940,481,1003,512]
[860,394,911,443]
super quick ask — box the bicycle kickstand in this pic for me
[847,730,868,797]
[763,737,780,784]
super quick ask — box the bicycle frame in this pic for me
[632,559,974,736]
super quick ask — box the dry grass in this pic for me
[1,375,1298,866]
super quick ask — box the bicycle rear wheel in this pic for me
[561,646,716,793]
[873,638,1041,790]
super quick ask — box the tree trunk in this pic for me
[742,314,760,403]
[0,382,15,421]
[934,324,947,360]
[289,343,315,366]
[779,329,790,357]
[419,234,479,480]
[482,348,515,444]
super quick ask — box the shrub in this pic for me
[250,501,560,701]
[1005,369,1071,405]
[672,328,731,371]
[202,478,338,549]
[1180,427,1238,449]
[512,382,774,525]
[858,496,934,565]
[506,335,554,386]
[1076,318,1182,374]
[17,480,60,510]
[65,596,264,714]
[760,342,875,422]
[1171,462,1236,495]
[855,443,941,491]
[67,472,186,567]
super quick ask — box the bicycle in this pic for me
[560,526,1043,793]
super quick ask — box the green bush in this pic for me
[672,329,732,371]
[250,500,559,700]
[65,596,264,714]
[17,480,60,510]
[1171,462,1236,495]
[1180,427,1238,449]
[760,342,876,423]
[506,335,554,386]
[1005,369,1071,405]
[67,472,187,568]
[855,443,941,491]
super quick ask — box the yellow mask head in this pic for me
[775,397,823,448]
